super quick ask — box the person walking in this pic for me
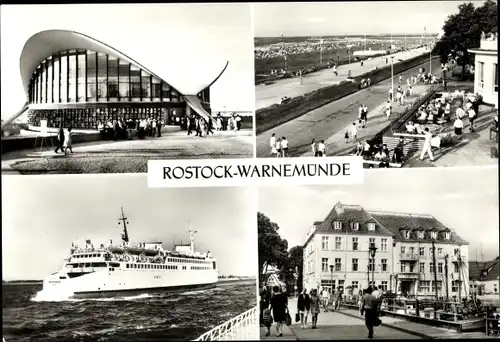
[311,139,318,157]
[468,107,477,132]
[385,100,392,120]
[310,289,321,329]
[358,290,364,316]
[297,288,311,330]
[321,288,330,311]
[270,285,288,337]
[63,127,73,154]
[454,117,464,140]
[54,125,65,153]
[317,140,326,157]
[419,127,434,162]
[269,133,276,156]
[351,122,358,142]
[361,286,380,340]
[332,288,341,311]
[281,137,289,157]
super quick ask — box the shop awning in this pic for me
[184,95,213,122]
[1,102,29,129]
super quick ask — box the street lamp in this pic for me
[330,264,334,295]
[369,243,378,286]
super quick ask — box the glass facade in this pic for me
[28,49,183,105]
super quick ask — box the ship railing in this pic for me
[193,306,258,341]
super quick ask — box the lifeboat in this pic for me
[109,246,159,257]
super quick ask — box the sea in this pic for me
[2,280,256,342]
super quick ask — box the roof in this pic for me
[469,259,500,282]
[368,210,468,245]
[20,30,228,98]
[304,202,393,247]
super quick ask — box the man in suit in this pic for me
[54,125,65,153]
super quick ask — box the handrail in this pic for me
[193,306,258,341]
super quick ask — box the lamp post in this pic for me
[330,264,334,295]
[391,57,394,102]
[429,46,432,75]
[320,38,323,65]
[369,243,378,286]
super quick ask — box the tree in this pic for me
[280,245,304,294]
[434,0,497,80]
[258,212,289,287]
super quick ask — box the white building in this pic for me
[370,211,469,300]
[469,258,499,296]
[303,202,470,300]
[468,32,498,107]
[302,202,395,296]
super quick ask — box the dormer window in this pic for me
[418,231,424,239]
[445,232,450,240]
[431,231,437,239]
[367,223,375,231]
[333,221,342,230]
[403,230,411,239]
[351,221,359,231]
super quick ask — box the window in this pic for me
[352,237,358,251]
[352,258,359,271]
[161,82,171,101]
[418,231,424,239]
[152,77,161,101]
[452,280,460,292]
[335,237,342,250]
[381,259,387,272]
[118,59,130,100]
[494,283,498,293]
[338,279,345,292]
[453,263,459,273]
[335,258,342,271]
[438,263,443,274]
[494,63,498,92]
[322,236,329,250]
[60,54,68,102]
[86,51,97,101]
[367,223,375,231]
[445,232,450,240]
[77,52,86,102]
[419,262,425,273]
[351,221,359,231]
[130,65,141,99]
[419,247,425,256]
[419,280,431,293]
[333,221,342,230]
[369,238,375,250]
[68,54,77,102]
[454,248,460,256]
[431,231,437,239]
[478,62,484,88]
[401,246,406,254]
[381,238,387,251]
[380,281,388,291]
[47,58,53,103]
[41,62,46,103]
[437,248,443,256]
[430,262,435,273]
[322,258,328,272]
[352,281,359,290]
[108,56,119,99]
[401,263,407,272]
[141,70,151,101]
[368,259,375,272]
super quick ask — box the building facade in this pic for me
[303,202,470,300]
[469,258,499,296]
[16,30,227,130]
[468,32,498,107]
[302,203,394,296]
[370,211,469,300]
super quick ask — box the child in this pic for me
[263,307,273,337]
[345,130,349,144]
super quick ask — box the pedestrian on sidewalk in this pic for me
[262,307,273,337]
[54,125,65,154]
[358,290,364,316]
[311,139,319,156]
[388,87,393,102]
[270,285,288,337]
[468,108,477,132]
[63,127,73,154]
[318,140,326,157]
[385,101,392,120]
[270,133,276,156]
[260,289,270,326]
[321,288,330,312]
[351,122,358,142]
[297,288,311,330]
[362,104,368,127]
[361,286,380,340]
[454,117,464,140]
[310,289,321,329]
[345,129,350,144]
[419,127,435,162]
[332,288,341,311]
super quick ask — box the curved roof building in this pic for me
[18,30,228,130]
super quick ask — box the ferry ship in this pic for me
[40,207,218,298]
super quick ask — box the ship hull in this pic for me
[72,281,217,299]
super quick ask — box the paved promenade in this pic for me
[261,299,495,340]
[256,47,428,110]
[256,58,440,157]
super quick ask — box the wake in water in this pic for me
[31,291,154,303]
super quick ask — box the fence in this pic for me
[194,307,259,341]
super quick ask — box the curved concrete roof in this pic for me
[20,30,228,99]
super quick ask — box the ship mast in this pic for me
[119,206,129,244]
[188,222,198,253]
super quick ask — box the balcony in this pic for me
[397,272,419,280]
[399,253,419,261]
[450,255,466,263]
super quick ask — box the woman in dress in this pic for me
[310,289,321,329]
[270,286,288,337]
[311,139,318,156]
[64,127,73,154]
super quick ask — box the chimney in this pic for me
[334,202,344,215]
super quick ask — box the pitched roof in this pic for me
[314,202,393,236]
[368,210,468,245]
[469,259,500,282]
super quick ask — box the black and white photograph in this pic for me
[1,3,255,175]
[258,166,499,340]
[255,1,498,169]
[2,175,258,341]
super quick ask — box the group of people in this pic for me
[97,117,163,140]
[54,125,73,155]
[260,284,385,340]
[355,139,402,166]
[269,133,290,157]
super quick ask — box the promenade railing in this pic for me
[194,306,258,341]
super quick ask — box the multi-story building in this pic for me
[370,211,469,300]
[303,202,394,296]
[303,202,470,300]
[469,258,499,296]
[468,32,498,107]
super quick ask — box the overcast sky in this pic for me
[2,175,257,281]
[259,167,499,262]
[0,3,254,120]
[254,1,489,37]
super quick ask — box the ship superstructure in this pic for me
[40,207,218,298]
